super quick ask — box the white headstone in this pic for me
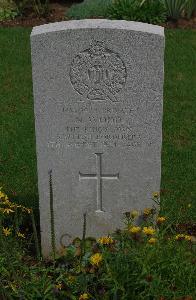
[31,20,164,257]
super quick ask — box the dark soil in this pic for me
[175,223,196,237]
[165,17,196,29]
[0,0,196,29]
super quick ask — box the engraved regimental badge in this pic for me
[70,41,127,102]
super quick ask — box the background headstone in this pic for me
[31,20,164,257]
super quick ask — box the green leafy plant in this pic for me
[137,0,167,24]
[0,189,195,299]
[0,7,17,20]
[67,0,112,19]
[164,0,196,20]
[107,0,167,24]
[11,0,28,15]
[0,0,15,9]
[32,0,50,17]
[164,0,186,20]
[184,0,196,19]
[107,0,138,20]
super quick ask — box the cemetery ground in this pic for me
[0,0,195,28]
[0,28,196,298]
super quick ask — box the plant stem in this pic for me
[30,209,41,260]
[49,169,56,261]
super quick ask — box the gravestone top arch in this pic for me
[31,19,164,36]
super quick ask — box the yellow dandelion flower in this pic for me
[157,216,166,224]
[55,282,63,290]
[98,236,114,245]
[90,253,103,266]
[175,234,185,240]
[0,190,9,202]
[3,196,9,202]
[184,235,192,241]
[10,282,17,293]
[21,206,32,214]
[153,192,160,198]
[3,208,14,214]
[143,226,156,236]
[130,210,139,218]
[129,226,141,234]
[3,199,14,207]
[143,208,152,216]
[0,191,6,199]
[79,293,89,300]
[67,275,76,284]
[4,195,9,201]
[24,207,32,214]
[148,237,157,244]
[3,227,11,237]
[17,232,25,239]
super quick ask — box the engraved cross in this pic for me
[79,153,119,212]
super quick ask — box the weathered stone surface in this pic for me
[31,20,164,257]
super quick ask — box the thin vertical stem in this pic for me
[49,169,56,261]
[82,212,87,256]
[0,215,2,243]
[95,153,103,211]
[30,209,41,260]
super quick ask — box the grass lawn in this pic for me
[0,28,195,222]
